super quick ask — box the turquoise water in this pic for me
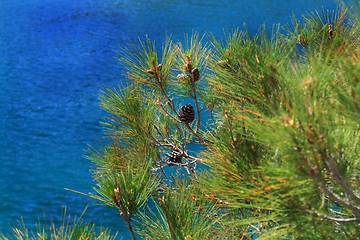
[0,0,338,238]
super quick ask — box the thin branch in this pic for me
[325,153,360,205]
[174,121,188,146]
[154,75,178,116]
[184,166,192,176]
[151,135,175,149]
[297,144,360,218]
[313,211,360,222]
[185,155,203,162]
[191,82,201,133]
[316,173,360,217]
[330,208,349,216]
[157,100,182,123]
[114,188,136,240]
[154,143,174,148]
[152,124,178,148]
[153,157,176,186]
[183,122,204,142]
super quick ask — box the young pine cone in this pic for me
[178,104,195,123]
[177,73,189,82]
[168,150,182,164]
[328,24,333,37]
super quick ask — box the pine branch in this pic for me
[325,153,360,206]
[313,211,360,222]
[314,170,360,217]
[114,188,136,240]
[191,81,202,133]
[156,99,181,124]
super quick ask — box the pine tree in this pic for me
[4,3,360,240]
[85,5,360,239]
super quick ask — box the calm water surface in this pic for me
[0,0,338,238]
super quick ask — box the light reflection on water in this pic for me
[0,0,337,238]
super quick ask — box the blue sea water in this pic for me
[0,0,339,238]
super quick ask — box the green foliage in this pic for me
[0,208,117,240]
[84,4,360,239]
[7,1,360,239]
[199,5,360,239]
[11,3,357,240]
[90,159,159,220]
[135,180,222,240]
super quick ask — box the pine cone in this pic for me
[178,104,195,123]
[191,68,200,82]
[168,150,182,164]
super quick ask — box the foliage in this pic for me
[0,207,117,240]
[82,4,360,239]
[135,180,221,240]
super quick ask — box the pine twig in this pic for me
[157,100,181,123]
[325,153,360,205]
[313,211,360,222]
[114,188,136,240]
[191,82,201,133]
[315,171,360,217]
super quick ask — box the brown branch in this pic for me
[296,143,360,218]
[114,188,136,240]
[317,174,360,217]
[157,100,181,124]
[183,122,204,142]
[191,82,201,133]
[155,159,176,186]
[313,211,360,222]
[155,75,177,116]
[325,153,360,205]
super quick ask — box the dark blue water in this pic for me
[0,0,339,238]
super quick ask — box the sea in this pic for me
[0,0,340,238]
